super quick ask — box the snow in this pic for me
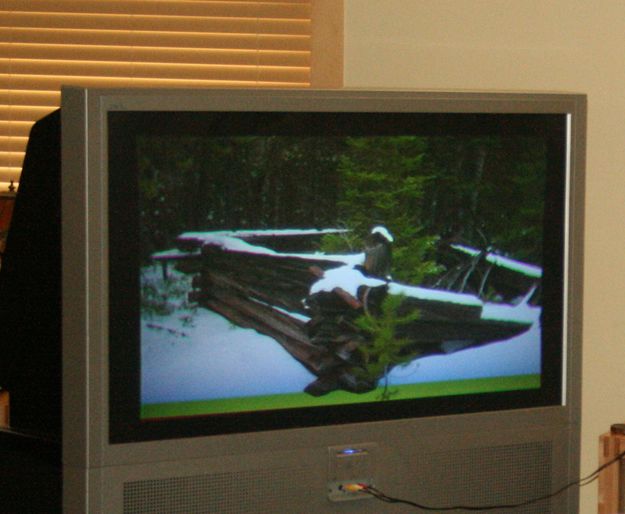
[180,228,348,240]
[175,229,365,267]
[141,301,541,404]
[308,265,484,308]
[161,231,541,282]
[141,232,543,407]
[480,287,541,324]
[371,225,394,242]
[388,282,484,308]
[141,262,541,406]
[141,307,316,404]
[309,265,386,297]
[451,244,543,278]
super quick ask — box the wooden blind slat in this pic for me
[0,122,34,138]
[0,133,28,141]
[0,154,27,169]
[1,45,310,68]
[6,59,309,78]
[4,12,311,36]
[3,75,312,93]
[0,106,53,122]
[0,28,311,51]
[0,169,24,183]
[6,0,310,19]
[6,68,309,89]
[0,141,27,159]
[0,90,60,106]
[1,0,315,187]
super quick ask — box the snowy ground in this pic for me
[141,267,541,405]
[141,307,316,404]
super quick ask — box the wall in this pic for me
[344,1,625,512]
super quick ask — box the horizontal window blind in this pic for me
[1,0,317,190]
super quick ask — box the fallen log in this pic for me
[191,265,378,393]
[153,228,537,396]
[196,285,338,376]
[198,245,345,315]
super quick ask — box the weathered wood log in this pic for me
[153,229,538,397]
[337,288,364,309]
[193,268,307,316]
[176,228,348,254]
[304,369,376,396]
[192,253,532,392]
[307,283,532,364]
[198,245,345,315]
[432,243,541,303]
[198,286,339,376]
[191,264,377,393]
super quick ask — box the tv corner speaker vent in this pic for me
[122,466,312,514]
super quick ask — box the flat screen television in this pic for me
[61,88,585,513]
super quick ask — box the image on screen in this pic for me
[127,121,554,421]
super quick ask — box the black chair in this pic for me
[0,110,62,438]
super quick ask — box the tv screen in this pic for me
[106,105,567,443]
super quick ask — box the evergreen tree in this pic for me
[322,136,443,284]
[354,293,420,400]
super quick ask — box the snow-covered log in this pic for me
[153,229,538,396]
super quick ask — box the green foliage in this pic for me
[319,230,363,254]
[392,235,444,284]
[354,293,420,400]
[336,136,429,234]
[419,136,546,263]
[322,136,443,284]
[138,131,547,273]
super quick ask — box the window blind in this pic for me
[1,0,327,190]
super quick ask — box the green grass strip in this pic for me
[141,374,540,419]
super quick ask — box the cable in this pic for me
[356,448,625,512]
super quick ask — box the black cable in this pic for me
[359,448,625,512]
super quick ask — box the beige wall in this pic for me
[344,1,625,511]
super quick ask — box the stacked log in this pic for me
[188,245,377,394]
[154,231,536,396]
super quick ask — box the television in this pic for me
[61,88,585,513]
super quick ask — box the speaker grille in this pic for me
[413,441,554,513]
[121,440,556,513]
[123,466,313,514]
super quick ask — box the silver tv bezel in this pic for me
[61,87,585,513]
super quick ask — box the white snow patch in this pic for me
[308,263,484,309]
[176,230,365,267]
[388,282,484,308]
[451,244,542,278]
[141,305,542,404]
[371,225,394,243]
[480,286,541,324]
[481,301,540,324]
[141,308,316,404]
[309,265,386,297]
[184,228,348,239]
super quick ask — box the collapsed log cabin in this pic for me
[152,229,540,396]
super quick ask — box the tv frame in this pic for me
[61,87,585,513]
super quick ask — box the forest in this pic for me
[138,133,547,287]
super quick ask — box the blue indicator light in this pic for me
[339,448,366,456]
